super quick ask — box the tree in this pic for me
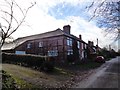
[117,49,120,56]
[98,47,110,59]
[86,0,120,41]
[0,0,36,49]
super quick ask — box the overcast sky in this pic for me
[0,0,118,51]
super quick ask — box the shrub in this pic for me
[2,53,54,72]
[2,70,16,88]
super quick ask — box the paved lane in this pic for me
[74,57,120,88]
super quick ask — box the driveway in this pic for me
[73,56,120,88]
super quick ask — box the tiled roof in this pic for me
[2,28,86,50]
[2,29,64,50]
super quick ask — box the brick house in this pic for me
[2,25,96,63]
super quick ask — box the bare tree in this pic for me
[86,0,120,41]
[0,0,36,49]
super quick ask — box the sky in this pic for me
[0,0,118,51]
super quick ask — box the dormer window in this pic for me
[27,43,31,49]
[39,42,43,47]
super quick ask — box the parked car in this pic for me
[95,56,105,63]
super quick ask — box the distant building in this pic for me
[2,25,97,63]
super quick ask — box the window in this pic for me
[39,42,43,47]
[27,43,31,49]
[15,51,26,55]
[67,49,73,55]
[85,44,87,49]
[67,37,72,46]
[77,41,80,49]
[93,47,96,53]
[81,43,84,50]
[48,46,58,56]
[48,50,58,56]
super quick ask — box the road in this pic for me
[73,56,120,88]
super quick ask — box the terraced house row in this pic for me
[2,25,100,63]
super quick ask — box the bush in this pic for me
[2,53,54,72]
[67,55,74,63]
[40,61,54,72]
[2,70,16,88]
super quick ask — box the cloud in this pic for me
[64,16,105,45]
[1,0,117,50]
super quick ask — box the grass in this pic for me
[53,67,73,76]
[55,62,103,76]
[2,64,73,88]
[11,75,34,88]
[2,61,104,88]
[74,62,103,70]
[2,70,35,89]
[2,70,15,88]
[77,62,103,69]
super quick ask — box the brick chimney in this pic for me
[88,41,94,46]
[88,41,91,46]
[91,41,94,46]
[63,25,71,34]
[79,34,82,40]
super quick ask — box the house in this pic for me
[2,25,97,63]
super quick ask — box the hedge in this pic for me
[2,53,54,71]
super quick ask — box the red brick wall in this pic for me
[15,35,66,63]
[14,35,88,63]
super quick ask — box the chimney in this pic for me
[88,41,92,46]
[88,41,91,45]
[91,41,94,46]
[79,34,82,40]
[97,38,98,46]
[63,25,71,34]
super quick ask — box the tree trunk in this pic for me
[0,47,2,89]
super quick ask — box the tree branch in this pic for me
[7,2,36,38]
[0,0,36,48]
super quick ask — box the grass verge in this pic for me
[2,70,35,89]
[2,70,15,88]
[12,75,34,88]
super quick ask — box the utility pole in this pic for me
[109,45,111,51]
[96,38,98,54]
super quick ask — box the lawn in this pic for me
[2,62,103,88]
[2,64,73,88]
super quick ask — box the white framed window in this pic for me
[77,41,80,49]
[93,47,96,53]
[67,37,72,46]
[67,39,70,46]
[67,49,73,55]
[39,42,43,47]
[85,44,87,49]
[15,51,26,55]
[81,43,84,50]
[27,43,31,49]
[48,50,58,56]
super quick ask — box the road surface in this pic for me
[73,56,120,88]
